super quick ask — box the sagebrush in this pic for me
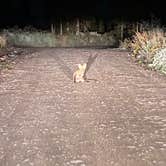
[129,28,166,63]
[149,48,166,74]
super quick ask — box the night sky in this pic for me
[0,0,165,28]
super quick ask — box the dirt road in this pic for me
[0,48,166,166]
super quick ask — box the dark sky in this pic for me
[0,0,165,27]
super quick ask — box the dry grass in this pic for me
[3,29,116,47]
[129,28,166,63]
[0,35,7,48]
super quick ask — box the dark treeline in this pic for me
[0,0,165,28]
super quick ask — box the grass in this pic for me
[3,29,117,47]
[0,35,7,48]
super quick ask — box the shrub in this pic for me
[129,28,166,64]
[149,48,166,74]
[4,29,116,47]
[119,38,131,49]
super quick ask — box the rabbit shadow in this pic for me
[85,53,98,82]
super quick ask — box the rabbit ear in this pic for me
[83,63,87,68]
[78,64,82,68]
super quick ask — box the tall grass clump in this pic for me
[126,26,166,74]
[0,35,7,48]
[129,28,166,64]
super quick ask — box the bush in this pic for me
[119,38,131,49]
[0,35,7,48]
[149,48,166,74]
[3,29,116,47]
[129,28,166,64]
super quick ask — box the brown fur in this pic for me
[73,63,87,83]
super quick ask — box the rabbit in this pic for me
[73,63,87,83]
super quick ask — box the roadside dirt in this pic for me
[0,48,166,166]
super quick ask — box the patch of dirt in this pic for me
[0,48,166,166]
